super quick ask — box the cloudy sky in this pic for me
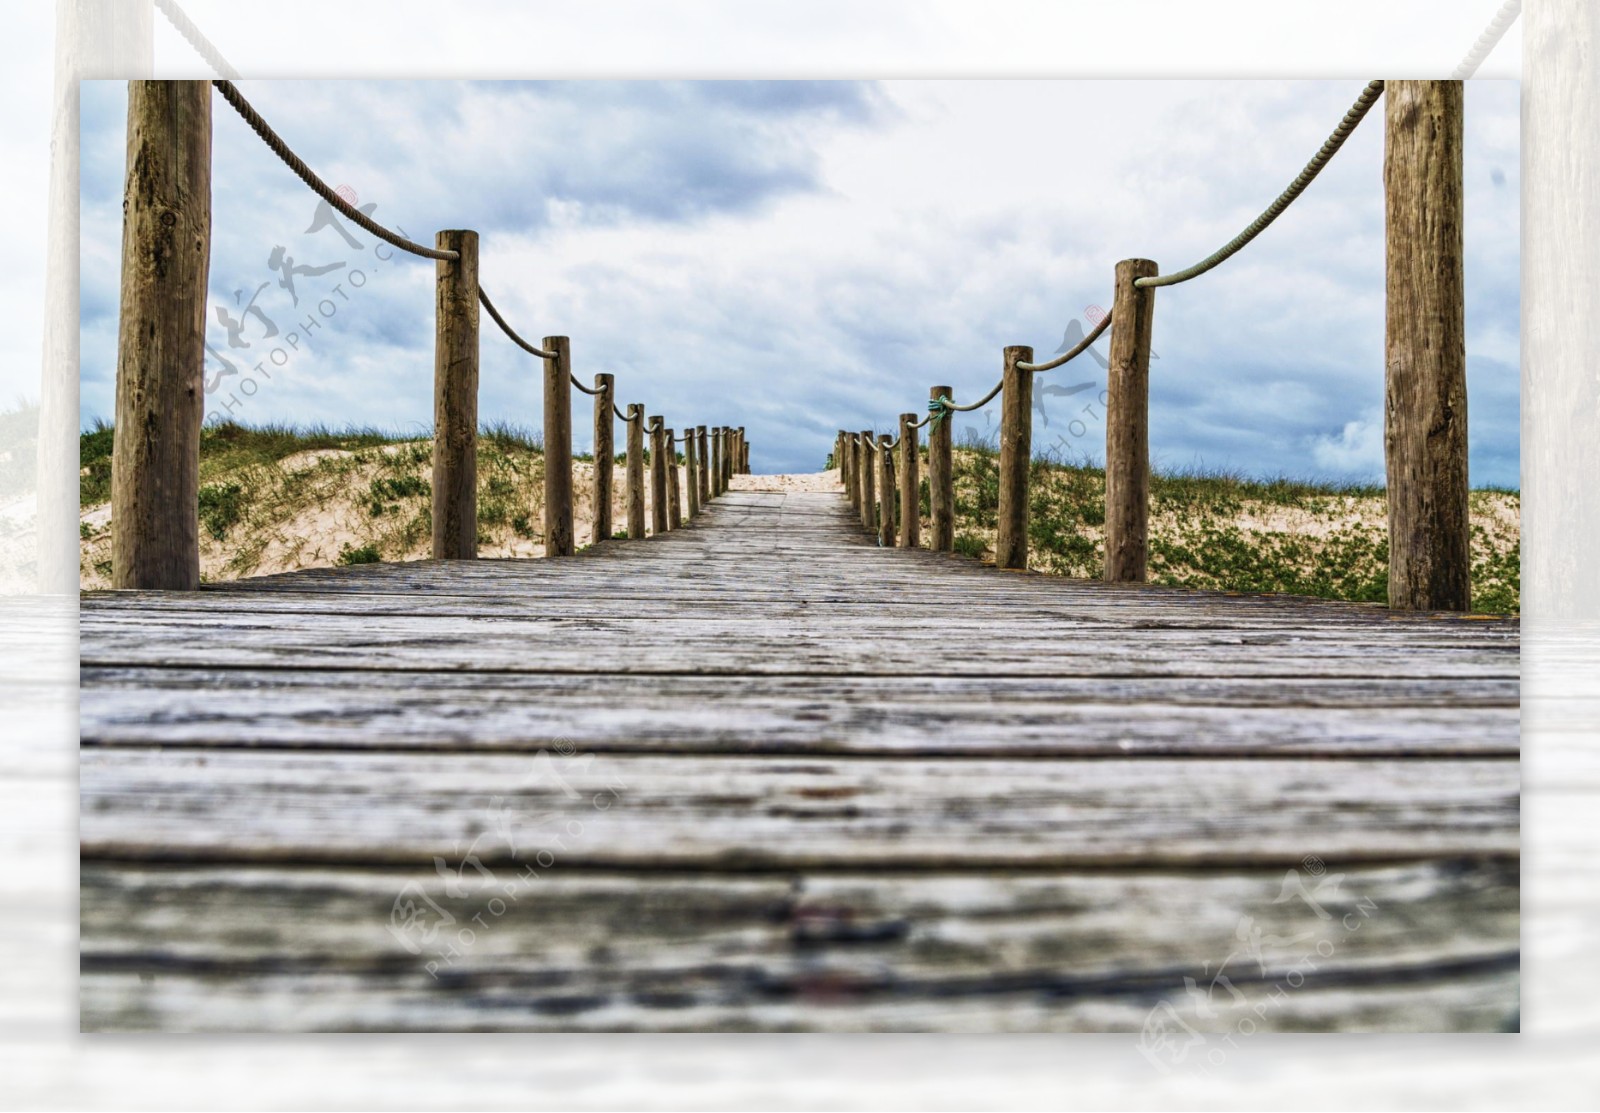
[77,77,1519,484]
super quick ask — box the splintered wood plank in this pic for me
[78,859,1518,1033]
[79,667,1520,757]
[79,749,1518,868]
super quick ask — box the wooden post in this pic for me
[898,413,920,549]
[591,373,614,545]
[649,418,668,535]
[696,426,710,506]
[722,426,734,489]
[1104,259,1158,583]
[432,228,480,561]
[859,429,876,533]
[996,345,1034,570]
[1385,80,1469,612]
[738,426,747,473]
[929,385,954,552]
[835,432,846,494]
[878,434,896,547]
[666,428,682,529]
[716,425,729,495]
[110,79,210,590]
[844,433,856,506]
[685,426,700,519]
[625,404,646,539]
[541,336,574,557]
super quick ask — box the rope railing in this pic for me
[154,0,240,79]
[212,80,457,262]
[478,287,557,359]
[1018,310,1113,373]
[1133,80,1386,290]
[832,0,1515,614]
[109,66,756,588]
[931,380,1002,420]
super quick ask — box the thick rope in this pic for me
[1134,80,1385,289]
[614,404,633,422]
[930,377,1004,431]
[1453,0,1521,79]
[1018,309,1114,372]
[212,80,457,262]
[569,375,603,396]
[154,0,240,78]
[478,287,557,359]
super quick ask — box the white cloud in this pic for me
[1307,409,1385,479]
[74,77,1521,485]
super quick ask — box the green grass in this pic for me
[945,443,1520,613]
[337,542,381,566]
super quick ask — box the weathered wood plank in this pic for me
[79,749,1517,867]
[74,610,1520,678]
[78,667,1519,756]
[79,859,1517,1032]
[76,485,1521,1033]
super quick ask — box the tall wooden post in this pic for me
[1385,80,1469,612]
[666,428,682,529]
[835,432,846,492]
[711,428,723,497]
[859,429,876,533]
[432,228,480,561]
[649,418,668,535]
[591,373,614,545]
[898,413,920,549]
[1104,259,1158,583]
[541,336,574,557]
[844,433,857,506]
[111,79,210,590]
[929,385,954,552]
[696,426,710,506]
[685,427,700,519]
[722,427,734,489]
[625,405,646,539]
[878,434,897,547]
[737,426,747,473]
[996,345,1034,570]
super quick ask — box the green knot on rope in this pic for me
[928,394,955,430]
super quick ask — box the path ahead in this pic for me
[80,477,1520,1032]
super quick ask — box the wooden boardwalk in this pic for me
[79,480,1520,1033]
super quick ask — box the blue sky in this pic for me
[78,79,1520,485]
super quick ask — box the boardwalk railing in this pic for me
[835,79,1475,613]
[109,80,753,590]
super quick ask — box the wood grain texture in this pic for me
[1105,259,1156,583]
[898,414,920,549]
[649,418,667,536]
[666,429,682,530]
[431,229,479,560]
[80,859,1516,1033]
[1385,80,1469,611]
[541,336,574,557]
[111,80,210,591]
[696,426,709,507]
[859,429,875,534]
[684,426,700,520]
[997,346,1033,570]
[625,405,645,540]
[929,385,954,551]
[591,373,614,545]
[877,434,896,548]
[79,488,1518,1032]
